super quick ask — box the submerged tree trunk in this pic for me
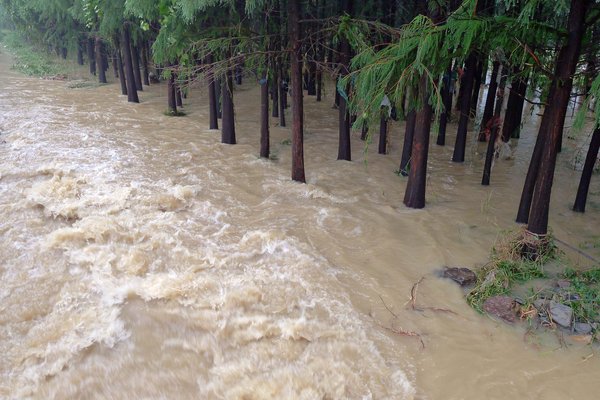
[141,41,150,86]
[95,37,107,83]
[167,66,177,114]
[526,0,589,236]
[207,55,219,130]
[400,109,416,176]
[87,37,96,76]
[260,73,270,158]
[478,61,500,141]
[502,69,528,141]
[452,53,477,162]
[121,24,139,103]
[437,63,452,146]
[573,128,600,212]
[404,74,433,209]
[132,45,143,91]
[481,66,507,185]
[114,35,127,96]
[378,115,388,155]
[288,0,305,182]
[221,69,236,144]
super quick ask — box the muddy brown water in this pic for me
[1,49,599,399]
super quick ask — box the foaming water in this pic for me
[1,48,599,399]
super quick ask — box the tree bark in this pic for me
[452,53,477,162]
[437,63,452,146]
[573,128,600,212]
[221,69,236,144]
[526,0,589,235]
[167,66,177,114]
[260,73,270,158]
[141,40,150,86]
[114,35,127,95]
[207,55,219,129]
[132,45,143,91]
[400,109,416,176]
[404,74,432,209]
[87,37,96,76]
[95,37,107,83]
[121,24,139,103]
[481,65,507,185]
[288,0,305,182]
[502,68,528,141]
[378,115,388,155]
[478,61,500,141]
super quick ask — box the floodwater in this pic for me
[0,48,599,400]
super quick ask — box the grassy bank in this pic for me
[0,30,83,78]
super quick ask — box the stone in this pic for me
[574,322,593,335]
[442,267,477,286]
[483,296,517,323]
[570,335,593,345]
[533,299,549,310]
[549,301,572,328]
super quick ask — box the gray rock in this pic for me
[549,301,572,328]
[574,322,593,334]
[556,279,571,289]
[533,299,549,310]
[443,267,477,286]
[483,296,517,323]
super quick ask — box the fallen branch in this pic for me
[405,276,458,315]
[376,321,425,350]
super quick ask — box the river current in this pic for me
[0,49,599,399]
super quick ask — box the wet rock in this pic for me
[483,296,517,323]
[574,322,593,335]
[570,335,593,345]
[442,267,477,286]
[549,301,572,328]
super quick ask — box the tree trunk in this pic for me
[573,128,600,212]
[288,0,305,182]
[502,69,528,141]
[526,0,589,235]
[279,64,286,126]
[404,74,433,209]
[400,109,416,176]
[360,122,368,141]
[316,66,322,101]
[271,61,279,118]
[221,69,236,144]
[378,115,388,155]
[478,61,500,141]
[337,0,353,161]
[87,37,96,76]
[95,37,107,83]
[452,53,477,162]
[141,41,150,86]
[112,50,119,78]
[113,35,127,96]
[216,78,222,119]
[469,58,484,118]
[132,45,143,91]
[167,66,177,114]
[437,63,452,146]
[260,72,270,158]
[207,55,219,129]
[481,66,507,185]
[121,24,139,103]
[77,41,84,65]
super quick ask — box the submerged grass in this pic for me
[469,228,600,341]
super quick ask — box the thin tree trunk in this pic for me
[404,74,433,209]
[378,115,388,155]
[141,40,150,86]
[216,78,222,119]
[132,45,143,91]
[260,72,270,158]
[95,37,107,83]
[278,64,286,127]
[400,109,416,176]
[271,61,279,118]
[207,55,218,129]
[481,66,507,185]
[121,24,139,103]
[87,37,96,76]
[479,61,500,141]
[437,63,452,146]
[288,0,305,182]
[573,128,600,212]
[502,69,528,140]
[167,66,177,114]
[361,122,368,141]
[113,35,127,96]
[470,58,484,118]
[77,41,84,65]
[452,53,477,162]
[112,50,119,78]
[526,0,589,235]
[221,69,236,144]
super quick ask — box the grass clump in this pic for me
[467,229,554,312]
[560,267,600,324]
[163,109,186,117]
[0,30,65,77]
